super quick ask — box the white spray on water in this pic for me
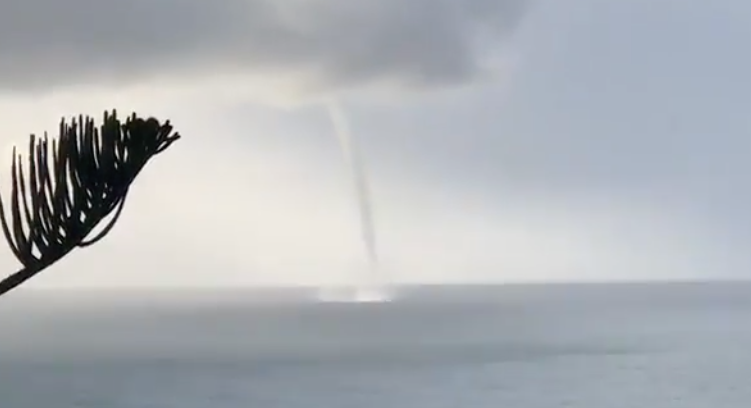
[325,100,389,302]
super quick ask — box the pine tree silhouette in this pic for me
[0,110,180,297]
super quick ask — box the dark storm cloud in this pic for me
[0,0,528,92]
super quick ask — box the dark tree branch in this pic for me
[0,110,180,298]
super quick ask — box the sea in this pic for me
[1,282,751,408]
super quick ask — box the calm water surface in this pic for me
[1,283,751,407]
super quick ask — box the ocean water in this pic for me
[2,282,751,407]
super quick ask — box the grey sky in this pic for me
[0,0,749,287]
[0,0,526,94]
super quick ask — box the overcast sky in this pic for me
[0,0,749,288]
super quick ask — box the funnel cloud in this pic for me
[327,101,378,266]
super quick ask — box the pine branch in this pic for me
[0,110,180,298]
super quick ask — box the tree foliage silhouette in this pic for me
[0,110,180,297]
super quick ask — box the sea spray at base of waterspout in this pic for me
[323,100,391,303]
[315,285,393,303]
[315,263,394,303]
